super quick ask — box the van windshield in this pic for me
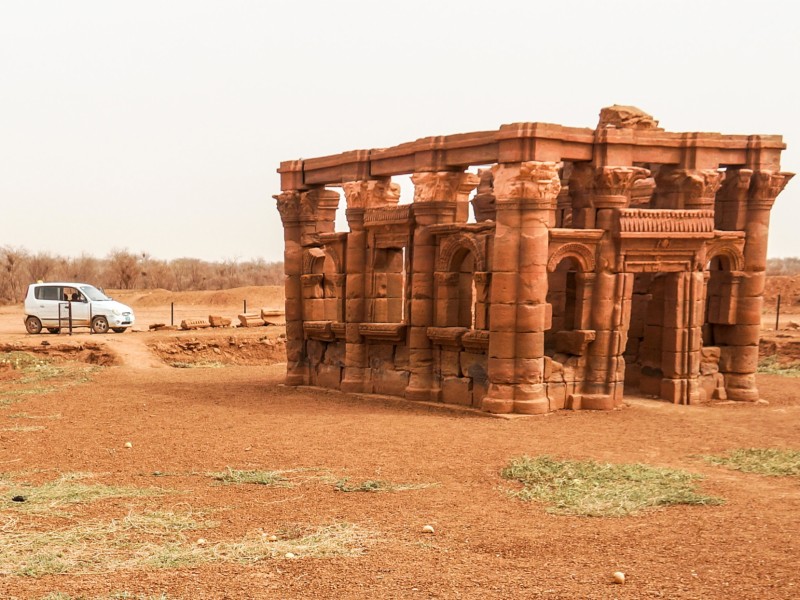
[79,285,110,301]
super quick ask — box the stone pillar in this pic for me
[274,188,340,385]
[340,179,398,393]
[715,168,752,231]
[406,171,479,401]
[583,166,648,408]
[482,161,560,414]
[724,170,793,401]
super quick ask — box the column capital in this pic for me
[273,188,339,225]
[273,190,301,224]
[493,161,561,208]
[593,166,650,208]
[342,178,400,210]
[411,170,478,203]
[655,167,723,209]
[749,170,794,210]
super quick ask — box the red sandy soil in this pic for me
[0,286,799,599]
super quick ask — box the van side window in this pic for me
[35,286,61,301]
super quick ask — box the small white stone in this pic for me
[285,552,296,559]
[422,524,435,534]
[612,571,625,584]
[269,535,278,541]
[124,441,133,448]
[196,538,207,546]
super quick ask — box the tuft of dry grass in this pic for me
[0,473,163,516]
[210,468,293,487]
[501,455,722,517]
[1,425,45,432]
[758,355,800,377]
[333,478,437,493]
[704,448,800,477]
[1,513,372,577]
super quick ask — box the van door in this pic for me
[62,286,91,326]
[33,285,63,326]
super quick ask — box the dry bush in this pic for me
[767,257,800,276]
[0,247,284,304]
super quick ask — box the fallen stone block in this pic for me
[180,319,211,331]
[238,313,265,327]
[208,315,232,328]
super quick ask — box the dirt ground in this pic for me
[1,285,799,599]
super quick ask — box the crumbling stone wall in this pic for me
[274,106,793,414]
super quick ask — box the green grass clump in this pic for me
[758,355,800,377]
[333,478,435,493]
[210,468,292,487]
[501,455,722,517]
[704,448,800,477]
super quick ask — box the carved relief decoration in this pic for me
[718,168,753,201]
[274,190,301,222]
[412,171,478,203]
[493,161,562,205]
[546,242,597,273]
[655,168,723,207]
[436,233,487,272]
[704,239,745,272]
[342,179,400,210]
[617,209,715,235]
[749,171,795,209]
[593,166,651,207]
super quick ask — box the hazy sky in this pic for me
[1,0,797,263]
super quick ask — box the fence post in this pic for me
[776,294,781,331]
[243,300,247,314]
[171,302,174,327]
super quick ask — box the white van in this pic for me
[24,282,135,334]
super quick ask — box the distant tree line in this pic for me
[0,247,284,303]
[766,257,800,276]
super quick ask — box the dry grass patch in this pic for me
[333,478,436,493]
[0,352,99,406]
[704,448,800,477]
[501,456,723,517]
[1,513,371,577]
[0,473,163,516]
[1,425,45,432]
[210,468,293,487]
[758,355,800,377]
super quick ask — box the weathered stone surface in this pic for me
[276,109,791,413]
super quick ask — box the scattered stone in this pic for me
[422,524,435,534]
[196,538,207,546]
[124,441,133,448]
[269,535,278,541]
[612,571,626,584]
[11,495,26,503]
[284,552,296,559]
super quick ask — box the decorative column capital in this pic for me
[593,166,651,208]
[718,168,753,200]
[749,171,794,210]
[655,168,723,209]
[273,188,340,224]
[493,161,562,208]
[342,178,400,210]
[273,190,302,224]
[411,170,478,203]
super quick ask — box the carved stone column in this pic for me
[714,169,752,231]
[406,171,479,401]
[482,161,560,414]
[723,170,794,401]
[340,179,398,393]
[583,166,648,408]
[274,189,341,385]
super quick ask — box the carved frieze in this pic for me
[461,329,490,352]
[364,205,412,227]
[616,209,715,237]
[493,161,561,207]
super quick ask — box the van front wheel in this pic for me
[91,316,109,334]
[25,316,42,334]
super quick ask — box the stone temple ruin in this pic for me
[273,106,793,414]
